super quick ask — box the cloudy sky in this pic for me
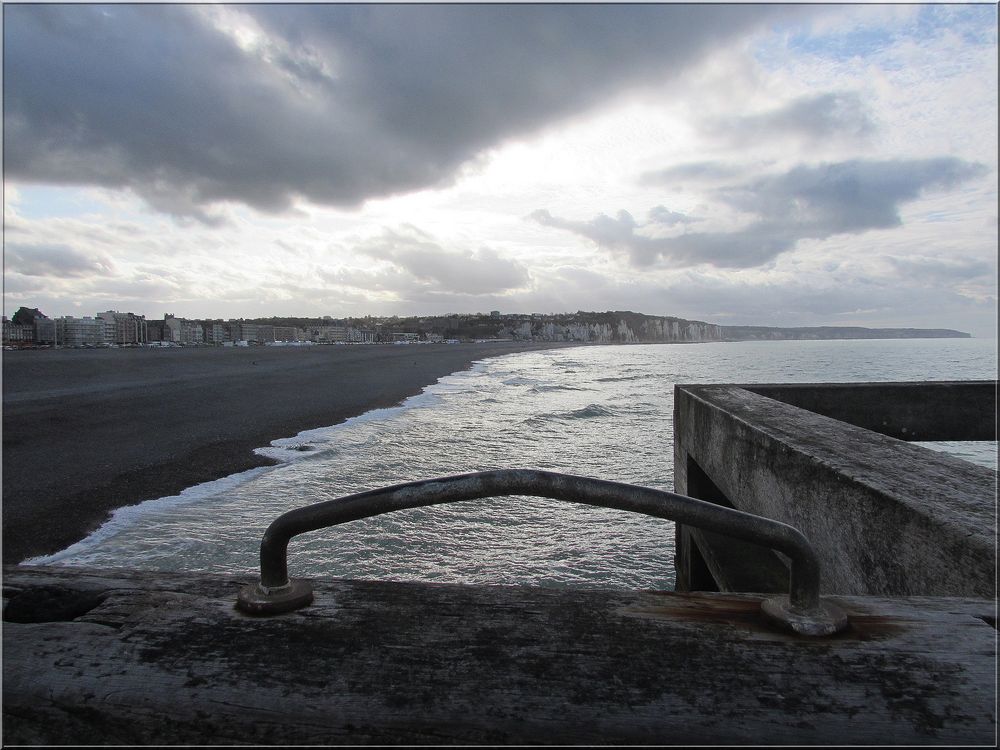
[4,3,997,336]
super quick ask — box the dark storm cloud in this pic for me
[709,91,876,145]
[533,157,988,268]
[5,243,115,278]
[716,158,988,235]
[4,4,782,219]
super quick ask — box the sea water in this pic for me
[29,338,998,591]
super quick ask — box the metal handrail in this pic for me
[236,469,847,635]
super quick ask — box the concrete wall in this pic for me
[3,566,996,745]
[745,381,996,441]
[673,382,996,598]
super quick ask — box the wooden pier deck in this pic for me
[3,565,996,745]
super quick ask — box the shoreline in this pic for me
[2,341,578,564]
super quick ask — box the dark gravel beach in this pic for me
[2,341,575,564]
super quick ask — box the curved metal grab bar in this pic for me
[236,469,847,635]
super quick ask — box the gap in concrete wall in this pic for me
[686,455,735,509]
[675,456,728,593]
[681,454,790,596]
[675,526,719,593]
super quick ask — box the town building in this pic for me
[97,311,147,345]
[164,315,204,344]
[145,320,167,342]
[236,323,275,344]
[29,316,103,347]
[2,318,36,346]
[347,327,375,343]
[273,326,300,342]
[202,322,227,344]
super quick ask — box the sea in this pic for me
[27,337,998,592]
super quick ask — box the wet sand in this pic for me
[2,341,576,564]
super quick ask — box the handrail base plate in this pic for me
[236,579,313,616]
[761,594,848,637]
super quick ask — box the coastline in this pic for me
[2,341,577,564]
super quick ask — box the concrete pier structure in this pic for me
[673,381,996,598]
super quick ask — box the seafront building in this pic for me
[347,327,375,343]
[5,309,149,348]
[33,316,104,347]
[273,325,299,342]
[97,311,148,345]
[203,322,227,344]
[3,310,386,348]
[164,315,203,345]
[1,321,35,346]
[304,324,347,343]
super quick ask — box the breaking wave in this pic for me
[528,384,591,393]
[550,404,617,420]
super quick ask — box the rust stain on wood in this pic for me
[621,594,759,620]
[838,614,910,641]
[620,593,912,643]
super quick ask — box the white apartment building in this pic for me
[238,324,275,343]
[347,327,374,343]
[165,316,204,344]
[97,311,147,345]
[31,316,102,347]
[57,316,105,347]
[203,322,227,344]
[300,325,345,343]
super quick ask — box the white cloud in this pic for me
[5,242,116,278]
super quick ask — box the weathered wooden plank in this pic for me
[3,566,996,745]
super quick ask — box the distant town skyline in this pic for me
[4,4,997,338]
[4,304,973,352]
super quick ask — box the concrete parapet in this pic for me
[3,566,996,744]
[673,381,997,598]
[745,381,996,441]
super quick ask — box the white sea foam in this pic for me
[23,465,271,566]
[251,359,500,462]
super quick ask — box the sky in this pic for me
[3,3,998,337]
